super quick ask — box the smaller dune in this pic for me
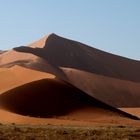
[0,78,91,117]
[0,78,124,117]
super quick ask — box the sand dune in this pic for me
[0,78,90,117]
[0,78,139,125]
[0,33,140,125]
[1,33,140,81]
[0,78,127,118]
[9,34,140,117]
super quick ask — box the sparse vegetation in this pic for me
[0,124,140,140]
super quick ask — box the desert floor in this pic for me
[0,123,140,140]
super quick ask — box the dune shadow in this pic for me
[0,78,96,117]
[0,78,139,120]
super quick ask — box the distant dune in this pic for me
[0,33,140,126]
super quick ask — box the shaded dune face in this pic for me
[0,78,100,117]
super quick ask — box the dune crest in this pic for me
[29,33,56,48]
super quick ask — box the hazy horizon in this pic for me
[0,0,140,60]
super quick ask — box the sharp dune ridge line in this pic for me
[0,33,140,126]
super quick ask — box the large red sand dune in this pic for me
[0,33,140,125]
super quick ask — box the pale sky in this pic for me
[0,0,140,60]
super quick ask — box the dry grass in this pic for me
[0,124,140,140]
